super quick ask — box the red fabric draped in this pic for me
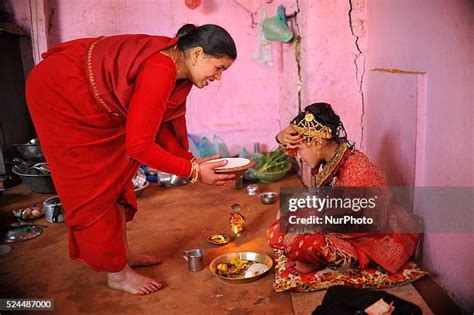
[26,35,194,272]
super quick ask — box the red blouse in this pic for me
[126,52,193,177]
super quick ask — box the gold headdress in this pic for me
[290,112,332,141]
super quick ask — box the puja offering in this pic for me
[12,205,44,220]
[210,251,273,283]
[204,158,256,176]
[229,203,245,236]
[207,234,231,245]
[259,192,278,205]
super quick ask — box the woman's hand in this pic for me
[195,154,235,186]
[277,126,302,148]
[194,153,221,164]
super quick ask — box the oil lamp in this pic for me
[229,203,245,236]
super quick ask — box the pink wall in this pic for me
[365,0,474,311]
[10,0,364,156]
[9,0,473,310]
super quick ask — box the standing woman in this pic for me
[25,24,237,295]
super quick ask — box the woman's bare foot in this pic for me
[285,260,318,275]
[108,265,163,295]
[127,252,163,267]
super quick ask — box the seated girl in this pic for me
[267,102,425,292]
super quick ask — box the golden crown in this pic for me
[290,112,332,140]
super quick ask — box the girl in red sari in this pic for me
[268,103,423,292]
[26,24,236,295]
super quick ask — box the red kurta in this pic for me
[26,35,194,272]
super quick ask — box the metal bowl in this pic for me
[246,184,260,196]
[259,192,278,205]
[12,138,45,161]
[12,165,56,194]
[207,234,231,246]
[134,180,150,197]
[157,172,189,187]
[209,251,273,283]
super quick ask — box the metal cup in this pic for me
[183,249,204,272]
[233,175,244,190]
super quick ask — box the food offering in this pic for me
[216,257,269,279]
[207,234,231,245]
[12,205,45,220]
[210,252,273,283]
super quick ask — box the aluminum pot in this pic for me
[43,196,64,223]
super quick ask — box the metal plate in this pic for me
[207,234,231,245]
[0,245,12,255]
[209,251,273,283]
[3,226,42,243]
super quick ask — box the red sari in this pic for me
[267,143,424,291]
[26,35,194,272]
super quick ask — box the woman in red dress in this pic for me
[268,103,422,292]
[26,24,237,295]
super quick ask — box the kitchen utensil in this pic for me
[183,249,204,272]
[43,196,64,223]
[259,192,278,205]
[209,251,273,283]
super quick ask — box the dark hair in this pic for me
[176,24,237,60]
[292,102,350,145]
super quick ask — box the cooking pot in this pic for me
[43,196,64,223]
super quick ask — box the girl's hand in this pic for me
[197,155,235,185]
[277,126,302,148]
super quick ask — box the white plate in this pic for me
[204,158,251,170]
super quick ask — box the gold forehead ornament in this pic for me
[291,112,332,140]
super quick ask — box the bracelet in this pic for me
[275,134,282,145]
[188,162,200,183]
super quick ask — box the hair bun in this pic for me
[176,24,197,38]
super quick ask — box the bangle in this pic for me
[275,134,282,145]
[188,162,200,183]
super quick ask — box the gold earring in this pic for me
[192,60,197,66]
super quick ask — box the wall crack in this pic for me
[348,0,366,148]
[293,0,302,112]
